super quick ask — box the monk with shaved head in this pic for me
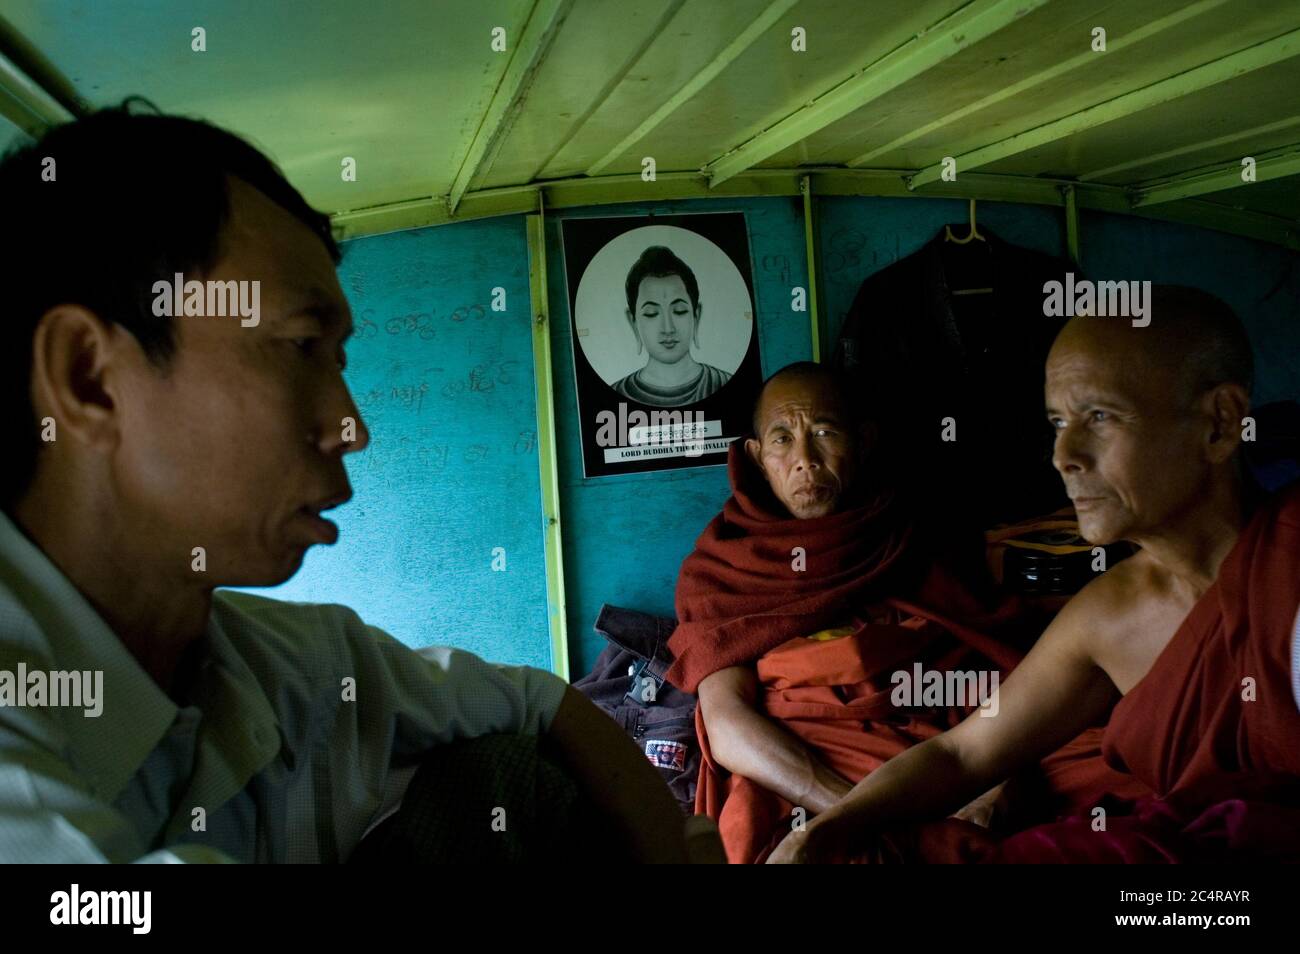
[666,362,1032,863]
[771,285,1300,863]
[746,363,872,518]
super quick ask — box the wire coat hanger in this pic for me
[944,199,993,295]
[945,199,985,244]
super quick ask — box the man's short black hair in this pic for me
[750,361,859,437]
[0,97,340,509]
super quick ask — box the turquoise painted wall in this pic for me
[240,196,1300,679]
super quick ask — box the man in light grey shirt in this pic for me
[0,102,690,863]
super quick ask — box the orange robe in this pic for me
[696,604,1022,864]
[669,446,1036,863]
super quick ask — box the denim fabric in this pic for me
[573,605,698,813]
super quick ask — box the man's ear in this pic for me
[29,304,127,455]
[744,436,763,472]
[1203,382,1251,464]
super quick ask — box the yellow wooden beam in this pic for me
[332,167,1300,252]
[801,174,823,362]
[525,203,570,680]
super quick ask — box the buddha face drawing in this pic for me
[629,275,701,373]
[580,234,743,410]
[623,246,704,389]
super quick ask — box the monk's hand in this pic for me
[767,821,842,863]
[952,781,1008,829]
[766,827,812,864]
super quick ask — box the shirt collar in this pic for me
[0,509,288,801]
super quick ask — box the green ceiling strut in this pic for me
[909,25,1300,189]
[1079,115,1300,183]
[448,0,571,214]
[704,0,1051,187]
[587,0,801,177]
[334,167,1299,252]
[1130,144,1300,206]
[851,0,1230,169]
[0,47,74,136]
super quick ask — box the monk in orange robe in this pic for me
[770,285,1300,864]
[666,363,1038,863]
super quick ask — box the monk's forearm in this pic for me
[811,736,995,849]
[707,703,850,815]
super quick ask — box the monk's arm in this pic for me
[698,665,852,815]
[801,598,1118,857]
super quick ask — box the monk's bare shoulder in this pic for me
[1041,552,1155,663]
[1045,550,1187,692]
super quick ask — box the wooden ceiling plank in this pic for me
[703,0,1052,187]
[520,0,688,184]
[908,24,1300,188]
[586,0,800,176]
[447,0,573,214]
[850,0,1229,167]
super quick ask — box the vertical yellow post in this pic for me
[801,175,824,362]
[526,204,570,681]
[1062,182,1081,268]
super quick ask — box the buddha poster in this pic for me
[561,211,763,478]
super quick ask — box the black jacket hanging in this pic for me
[832,225,1076,530]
